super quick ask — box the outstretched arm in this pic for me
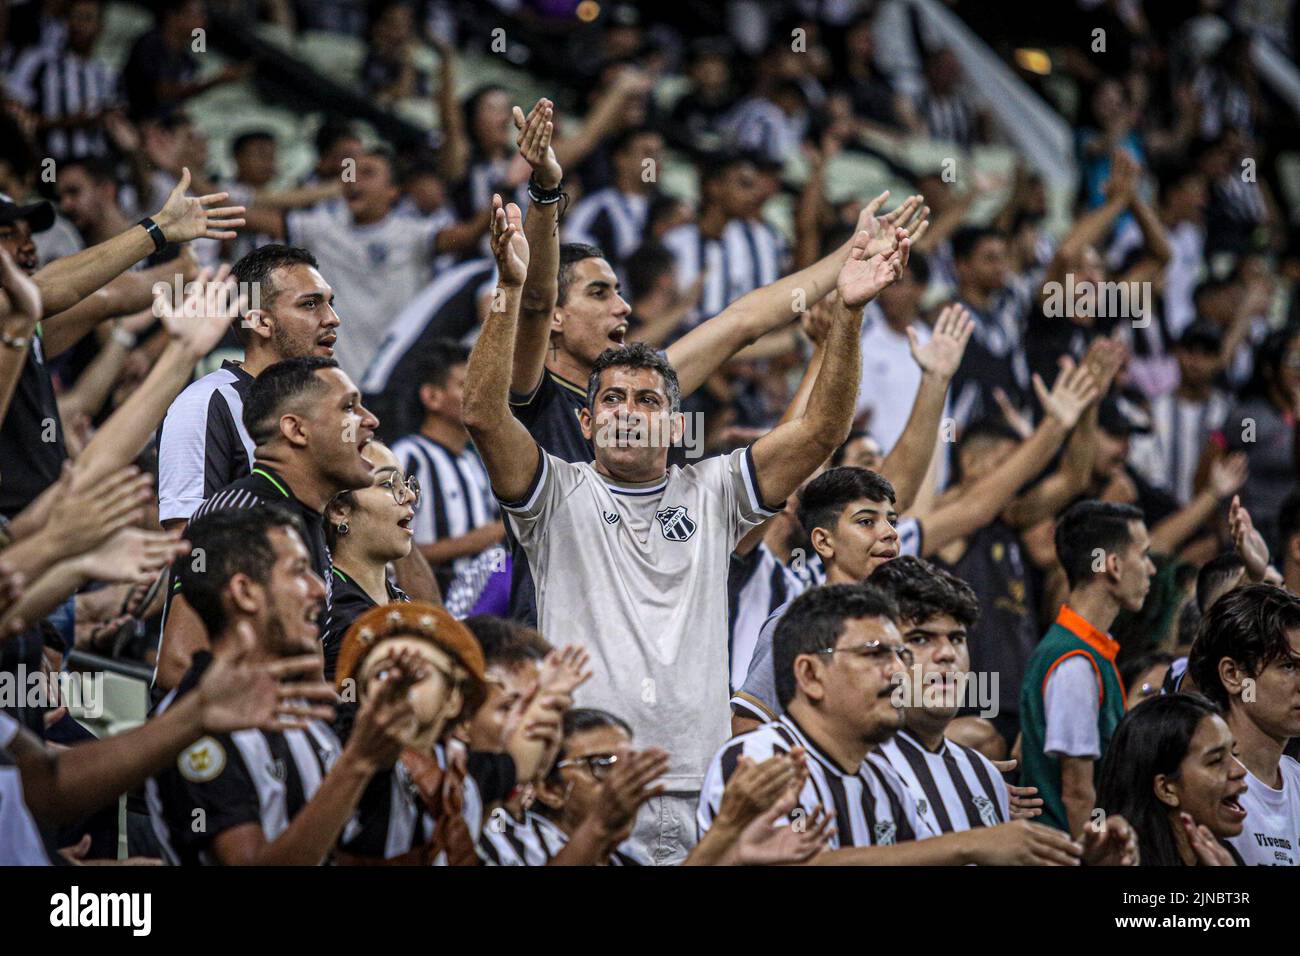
[512,99,563,397]
[879,304,973,511]
[32,169,243,316]
[668,193,927,399]
[919,360,1098,556]
[751,232,907,506]
[463,197,543,504]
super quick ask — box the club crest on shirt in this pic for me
[178,736,226,783]
[973,794,1000,828]
[268,759,287,783]
[366,242,390,267]
[602,510,620,526]
[873,820,897,845]
[656,506,697,541]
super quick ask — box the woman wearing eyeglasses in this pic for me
[321,441,421,681]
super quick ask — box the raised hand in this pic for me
[714,750,806,832]
[1228,495,1271,581]
[536,644,592,697]
[1081,812,1140,866]
[1033,356,1099,430]
[152,168,246,243]
[1103,149,1141,205]
[1181,813,1236,866]
[198,621,337,732]
[157,263,244,357]
[734,785,834,865]
[856,192,927,258]
[992,387,1034,439]
[593,747,669,841]
[346,651,425,772]
[800,291,838,346]
[837,229,908,309]
[490,194,529,288]
[908,303,973,379]
[0,245,41,323]
[76,526,190,586]
[513,98,562,189]
[1209,452,1248,500]
[1082,332,1127,395]
[46,463,154,557]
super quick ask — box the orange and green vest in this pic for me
[1019,605,1126,832]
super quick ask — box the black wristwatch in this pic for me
[138,216,167,252]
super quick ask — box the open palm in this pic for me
[909,303,973,378]
[837,231,907,308]
[490,194,529,286]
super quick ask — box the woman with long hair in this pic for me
[1097,693,1247,865]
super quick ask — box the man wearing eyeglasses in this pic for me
[700,583,1090,864]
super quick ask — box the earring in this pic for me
[336,522,349,536]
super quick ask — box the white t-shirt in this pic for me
[285,204,441,381]
[1043,655,1102,759]
[855,305,929,452]
[0,713,51,865]
[1228,756,1300,866]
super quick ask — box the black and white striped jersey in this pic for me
[339,744,514,864]
[698,713,931,849]
[564,186,652,275]
[145,654,342,866]
[477,806,647,866]
[156,360,256,523]
[389,433,499,590]
[662,218,787,325]
[915,90,978,148]
[876,729,1009,834]
[5,45,116,159]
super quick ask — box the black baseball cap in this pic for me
[0,193,54,233]
[1099,390,1152,436]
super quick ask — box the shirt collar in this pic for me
[1056,604,1121,662]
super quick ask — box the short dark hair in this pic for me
[543,707,635,789]
[773,583,899,708]
[587,343,681,414]
[557,242,606,306]
[463,615,552,670]
[796,467,895,539]
[230,244,319,346]
[1196,552,1246,613]
[1120,650,1176,694]
[315,116,357,156]
[829,430,875,467]
[624,241,675,301]
[869,555,980,629]
[61,155,118,186]
[1188,584,1300,709]
[951,225,1004,263]
[1053,500,1145,589]
[243,356,338,446]
[232,130,275,156]
[178,505,309,636]
[415,339,470,390]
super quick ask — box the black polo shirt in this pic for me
[0,335,66,518]
[320,568,408,682]
[164,465,334,656]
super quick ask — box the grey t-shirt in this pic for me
[502,446,778,790]
[730,516,923,721]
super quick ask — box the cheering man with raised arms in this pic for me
[464,194,908,864]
